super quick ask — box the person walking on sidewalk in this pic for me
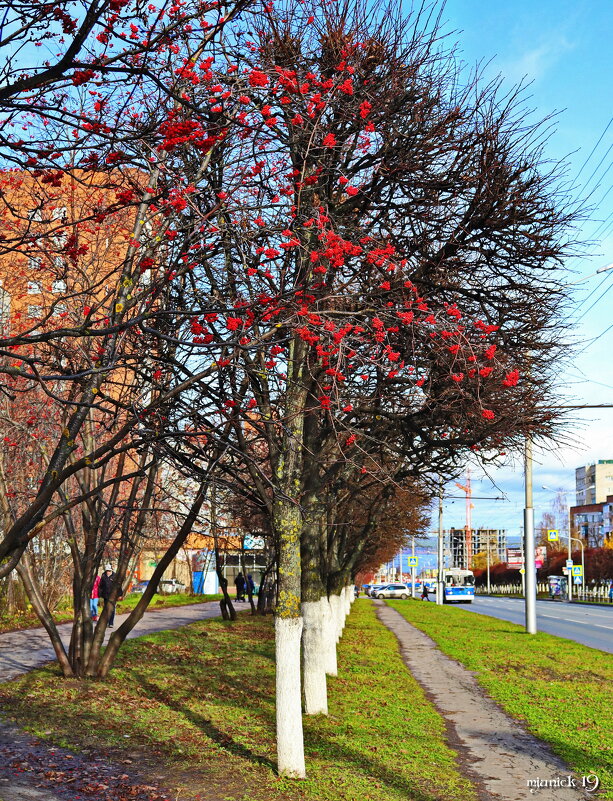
[90,574,101,621]
[421,584,430,601]
[99,564,119,627]
[235,571,246,602]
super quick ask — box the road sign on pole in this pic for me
[547,529,559,541]
[566,559,574,569]
[408,556,418,567]
[572,565,583,576]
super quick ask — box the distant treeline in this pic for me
[473,547,613,586]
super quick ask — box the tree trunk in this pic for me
[273,337,308,777]
[301,598,327,714]
[275,614,305,777]
[211,479,236,620]
[301,493,327,715]
[16,553,74,678]
[322,596,338,676]
[92,483,207,678]
[274,497,305,777]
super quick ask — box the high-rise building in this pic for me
[575,461,613,505]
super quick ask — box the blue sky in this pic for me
[430,0,613,539]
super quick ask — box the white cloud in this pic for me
[500,34,575,84]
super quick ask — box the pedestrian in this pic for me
[98,564,118,627]
[246,573,256,596]
[90,574,101,621]
[421,583,430,601]
[235,571,246,602]
[609,582,613,604]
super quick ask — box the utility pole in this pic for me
[411,536,416,599]
[567,526,573,602]
[524,437,537,633]
[437,485,444,605]
[486,532,491,595]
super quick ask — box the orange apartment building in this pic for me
[0,168,143,335]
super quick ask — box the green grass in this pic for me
[0,607,73,633]
[387,600,613,799]
[0,594,221,633]
[0,602,476,801]
[115,592,222,614]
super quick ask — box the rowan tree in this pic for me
[0,0,582,779]
[125,0,581,776]
[0,0,258,579]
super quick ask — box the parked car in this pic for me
[158,578,186,594]
[368,584,386,597]
[131,580,149,594]
[373,583,410,599]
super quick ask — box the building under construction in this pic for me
[449,528,507,569]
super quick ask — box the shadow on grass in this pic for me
[303,722,453,801]
[132,670,277,773]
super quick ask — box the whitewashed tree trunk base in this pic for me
[330,593,343,641]
[344,585,351,615]
[302,599,328,715]
[276,616,306,778]
[323,597,338,676]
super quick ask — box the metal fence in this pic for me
[476,582,613,602]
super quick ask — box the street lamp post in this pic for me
[437,486,444,605]
[524,437,537,633]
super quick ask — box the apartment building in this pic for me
[569,496,613,548]
[0,168,140,336]
[575,461,613,505]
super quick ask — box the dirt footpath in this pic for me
[375,602,591,801]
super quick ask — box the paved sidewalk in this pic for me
[375,602,591,801]
[0,600,250,683]
[0,600,250,801]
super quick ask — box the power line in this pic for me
[578,143,613,197]
[572,115,613,188]
[572,269,613,314]
[573,275,613,322]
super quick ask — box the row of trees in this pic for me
[0,0,578,777]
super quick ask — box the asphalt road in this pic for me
[460,596,613,653]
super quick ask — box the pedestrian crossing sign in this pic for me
[408,556,419,567]
[547,529,559,541]
[572,565,583,576]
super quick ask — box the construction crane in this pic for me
[455,469,474,569]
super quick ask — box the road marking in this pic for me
[538,613,613,630]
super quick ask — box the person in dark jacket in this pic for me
[98,564,118,627]
[246,573,256,596]
[421,584,430,601]
[235,571,246,602]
